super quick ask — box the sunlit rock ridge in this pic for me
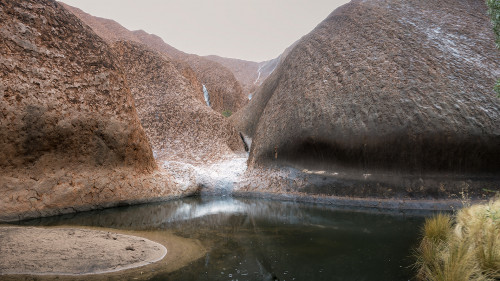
[234,0,500,198]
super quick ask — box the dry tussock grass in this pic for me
[415,197,500,281]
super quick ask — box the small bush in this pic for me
[494,80,500,98]
[414,198,500,281]
[423,213,452,242]
[222,110,232,117]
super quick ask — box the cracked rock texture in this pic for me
[112,41,244,163]
[0,0,192,222]
[235,0,500,195]
[61,3,247,115]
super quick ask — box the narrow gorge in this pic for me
[1,0,499,280]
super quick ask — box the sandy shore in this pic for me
[0,226,206,280]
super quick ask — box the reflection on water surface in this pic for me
[17,196,429,281]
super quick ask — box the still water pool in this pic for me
[17,196,430,281]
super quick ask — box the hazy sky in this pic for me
[61,0,350,62]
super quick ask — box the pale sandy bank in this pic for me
[0,226,206,280]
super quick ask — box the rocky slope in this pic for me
[130,31,247,115]
[205,40,300,98]
[181,54,245,115]
[112,41,243,163]
[205,54,284,97]
[229,40,298,133]
[204,56,261,96]
[61,3,246,115]
[234,0,500,198]
[0,0,194,222]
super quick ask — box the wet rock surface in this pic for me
[0,0,193,222]
[236,0,500,187]
[234,165,498,204]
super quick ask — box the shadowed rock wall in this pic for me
[244,0,500,176]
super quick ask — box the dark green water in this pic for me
[17,196,429,281]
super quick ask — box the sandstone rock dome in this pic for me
[0,0,154,170]
[112,41,243,163]
[0,0,189,221]
[242,0,500,176]
[61,3,247,115]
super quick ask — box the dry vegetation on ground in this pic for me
[415,197,500,281]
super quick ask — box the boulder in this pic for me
[0,0,192,222]
[236,0,500,198]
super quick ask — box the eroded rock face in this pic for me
[0,0,192,222]
[112,41,243,163]
[204,56,261,96]
[205,50,291,97]
[0,0,155,170]
[62,3,247,115]
[239,0,500,193]
[182,55,246,115]
[229,41,298,135]
[131,31,247,115]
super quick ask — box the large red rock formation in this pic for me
[112,41,243,163]
[235,0,500,198]
[0,0,193,222]
[61,3,247,115]
[131,31,247,115]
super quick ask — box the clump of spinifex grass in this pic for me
[414,198,500,281]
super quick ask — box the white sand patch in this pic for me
[162,154,248,193]
[0,227,166,276]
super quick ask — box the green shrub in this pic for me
[494,80,500,97]
[222,110,232,117]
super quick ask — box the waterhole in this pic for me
[16,196,432,281]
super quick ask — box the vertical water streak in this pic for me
[203,84,211,107]
[254,64,263,85]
